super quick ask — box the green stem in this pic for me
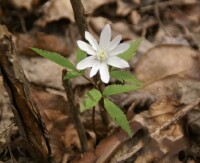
[95,76,109,127]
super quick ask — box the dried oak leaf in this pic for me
[7,0,40,10]
[31,87,81,163]
[161,4,200,49]
[117,97,189,163]
[15,32,70,57]
[122,45,200,107]
[0,77,14,144]
[88,17,137,40]
[36,0,74,27]
[116,0,134,16]
[82,0,115,14]
[72,121,143,163]
[135,45,200,85]
[20,57,64,90]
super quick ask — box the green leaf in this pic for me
[80,89,102,112]
[110,70,142,85]
[104,98,132,137]
[103,84,139,96]
[31,48,76,70]
[118,37,143,61]
[76,48,87,62]
[64,70,84,79]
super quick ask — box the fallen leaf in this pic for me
[88,17,137,40]
[0,77,14,144]
[31,87,81,162]
[20,56,64,90]
[135,45,200,85]
[116,0,133,16]
[36,0,74,27]
[15,32,71,57]
[83,0,115,14]
[8,0,39,10]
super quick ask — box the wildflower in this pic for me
[76,24,129,83]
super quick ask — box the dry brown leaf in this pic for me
[165,4,200,28]
[129,45,200,106]
[155,24,190,45]
[88,17,137,40]
[32,87,81,162]
[134,97,183,141]
[37,0,115,27]
[124,45,200,117]
[72,121,143,163]
[8,0,39,10]
[0,77,14,144]
[169,0,197,5]
[20,56,64,90]
[15,33,71,57]
[83,0,114,14]
[36,0,74,27]
[116,0,133,16]
[129,10,141,25]
[117,97,190,162]
[135,45,200,85]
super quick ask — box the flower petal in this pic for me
[85,31,99,51]
[109,35,122,51]
[99,63,110,83]
[106,56,130,68]
[90,62,101,77]
[99,24,111,50]
[77,40,96,55]
[109,43,130,56]
[76,56,96,70]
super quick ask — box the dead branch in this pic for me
[62,69,88,152]
[0,25,50,162]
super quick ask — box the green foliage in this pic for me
[110,70,142,85]
[31,48,76,70]
[80,89,102,112]
[76,48,87,62]
[104,98,132,137]
[64,70,84,79]
[103,84,140,96]
[119,37,143,61]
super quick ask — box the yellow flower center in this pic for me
[97,49,108,61]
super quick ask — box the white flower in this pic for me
[76,24,130,83]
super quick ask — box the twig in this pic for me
[70,0,88,40]
[0,121,14,139]
[99,98,110,127]
[117,98,200,162]
[62,69,88,152]
[92,107,97,136]
[97,77,109,127]
[139,0,199,13]
[82,74,98,88]
[154,0,163,26]
[151,98,200,136]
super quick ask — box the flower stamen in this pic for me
[97,49,108,61]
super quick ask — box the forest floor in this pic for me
[1,0,200,162]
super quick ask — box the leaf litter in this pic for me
[1,0,200,162]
